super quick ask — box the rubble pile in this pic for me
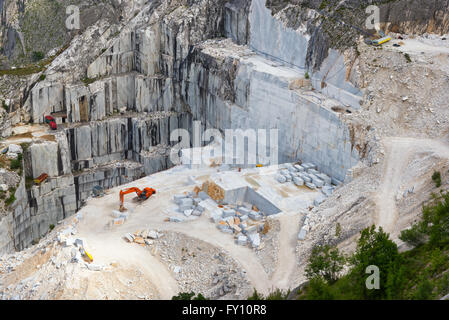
[152,231,252,299]
[211,202,267,249]
[123,229,163,246]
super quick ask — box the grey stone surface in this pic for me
[316,173,332,185]
[236,235,248,246]
[293,177,304,186]
[248,233,260,248]
[276,174,287,183]
[173,194,186,204]
[248,211,262,221]
[223,209,236,218]
[305,182,316,190]
[298,228,307,240]
[311,176,324,188]
[314,194,327,206]
[322,186,334,197]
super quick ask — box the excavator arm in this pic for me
[119,187,143,211]
[119,187,156,212]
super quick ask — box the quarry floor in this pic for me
[73,164,315,298]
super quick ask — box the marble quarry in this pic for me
[1,0,363,253]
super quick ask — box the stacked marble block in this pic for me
[276,162,336,206]
[173,193,207,218]
[210,202,265,249]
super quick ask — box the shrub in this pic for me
[247,289,264,300]
[39,74,46,81]
[172,292,207,300]
[5,188,16,206]
[1,100,8,112]
[432,171,442,188]
[335,222,342,237]
[10,158,21,170]
[266,288,290,300]
[305,71,310,79]
[20,143,31,152]
[32,51,45,62]
[438,274,449,296]
[404,53,412,63]
[25,176,34,190]
[49,224,55,231]
[306,277,334,300]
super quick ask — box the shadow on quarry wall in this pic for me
[223,186,281,216]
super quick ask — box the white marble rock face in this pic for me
[4,0,364,253]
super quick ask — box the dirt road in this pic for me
[375,137,449,235]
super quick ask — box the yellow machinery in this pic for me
[372,36,392,45]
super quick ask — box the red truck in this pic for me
[44,116,57,130]
[34,173,49,185]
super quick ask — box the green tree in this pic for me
[413,279,433,300]
[305,245,346,284]
[350,226,402,299]
[306,277,334,300]
[400,224,426,247]
[421,193,449,246]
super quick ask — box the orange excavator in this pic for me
[119,187,156,212]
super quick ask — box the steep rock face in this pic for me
[7,134,77,252]
[0,0,136,66]
[3,109,192,252]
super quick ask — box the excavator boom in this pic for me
[119,187,156,212]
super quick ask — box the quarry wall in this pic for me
[2,0,364,253]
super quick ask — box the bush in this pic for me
[1,100,8,112]
[172,292,207,300]
[335,222,342,237]
[247,289,264,300]
[39,74,46,81]
[404,53,412,63]
[10,158,21,170]
[305,71,310,79]
[438,274,449,296]
[432,171,442,188]
[266,288,290,300]
[20,143,30,153]
[5,188,16,206]
[49,224,55,231]
[32,51,45,62]
[306,277,334,300]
